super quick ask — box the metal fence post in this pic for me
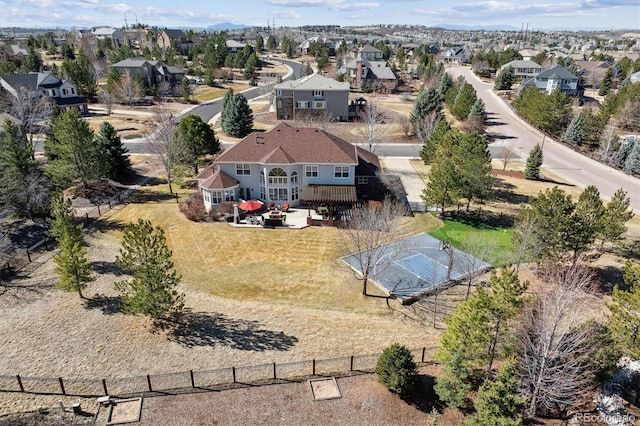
[190,370,195,388]
[273,362,276,380]
[350,355,354,371]
[102,378,108,395]
[146,375,152,392]
[26,250,31,262]
[58,377,66,395]
[97,205,101,216]
[232,367,236,383]
[421,347,426,363]
[312,359,316,376]
[16,375,24,392]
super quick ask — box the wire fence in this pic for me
[0,347,439,398]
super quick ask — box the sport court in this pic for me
[342,233,492,303]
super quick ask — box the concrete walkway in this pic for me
[382,157,427,211]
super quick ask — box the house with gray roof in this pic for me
[339,49,399,93]
[158,29,192,54]
[274,73,350,121]
[441,46,468,63]
[195,122,381,211]
[500,60,545,79]
[521,65,581,96]
[0,71,88,114]
[226,40,247,57]
[110,58,185,92]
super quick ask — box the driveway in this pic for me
[382,157,426,211]
[447,65,640,212]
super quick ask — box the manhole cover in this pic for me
[309,377,342,401]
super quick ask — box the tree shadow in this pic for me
[85,217,126,235]
[83,293,123,315]
[405,373,443,413]
[615,239,640,261]
[166,310,298,351]
[594,264,625,294]
[0,270,55,301]
[90,261,125,276]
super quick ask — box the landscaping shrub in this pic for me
[179,193,209,221]
[375,343,418,397]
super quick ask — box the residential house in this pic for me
[273,73,350,121]
[401,43,419,56]
[521,65,581,96]
[110,58,185,91]
[298,37,336,56]
[0,71,88,114]
[158,29,192,54]
[518,49,539,61]
[226,40,247,57]
[441,46,467,63]
[195,123,381,211]
[5,44,28,61]
[90,27,127,48]
[573,60,609,88]
[500,60,545,79]
[338,46,399,93]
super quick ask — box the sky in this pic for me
[1,0,639,31]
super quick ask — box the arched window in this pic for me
[268,168,287,184]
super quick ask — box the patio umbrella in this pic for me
[238,200,263,212]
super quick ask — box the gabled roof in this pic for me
[339,57,398,81]
[161,29,187,39]
[501,60,545,70]
[226,40,246,49]
[196,165,239,190]
[535,65,579,81]
[359,45,383,54]
[215,122,359,165]
[274,73,349,91]
[111,57,158,68]
[0,72,63,92]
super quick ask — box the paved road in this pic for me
[447,65,640,212]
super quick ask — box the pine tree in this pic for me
[563,112,585,145]
[176,114,219,174]
[222,93,253,138]
[419,119,451,165]
[451,83,477,121]
[181,78,191,102]
[375,343,418,397]
[524,144,543,180]
[436,71,453,100]
[422,130,462,215]
[409,87,442,125]
[434,350,471,410]
[457,131,493,211]
[598,67,613,96]
[623,140,640,175]
[494,66,515,90]
[609,260,640,358]
[96,121,130,179]
[463,361,524,426]
[221,88,234,128]
[48,191,82,243]
[600,188,634,248]
[54,232,94,299]
[570,185,605,260]
[115,219,184,320]
[468,98,487,124]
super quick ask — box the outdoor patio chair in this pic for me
[281,203,290,212]
[268,202,275,210]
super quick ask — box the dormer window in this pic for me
[313,90,324,97]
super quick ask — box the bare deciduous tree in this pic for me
[144,108,183,194]
[413,110,440,145]
[156,81,171,97]
[1,86,51,157]
[460,235,497,299]
[516,263,600,419]
[617,99,640,132]
[114,70,142,106]
[357,101,386,153]
[500,144,516,171]
[339,197,410,295]
[97,90,116,116]
[599,121,620,160]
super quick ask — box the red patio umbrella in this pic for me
[238,200,264,212]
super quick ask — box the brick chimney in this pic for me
[355,58,362,88]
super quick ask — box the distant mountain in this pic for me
[207,22,247,31]
[435,23,521,31]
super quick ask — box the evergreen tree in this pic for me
[48,191,82,243]
[457,132,493,211]
[422,130,462,214]
[436,71,453,100]
[62,52,97,99]
[463,361,524,426]
[115,219,184,320]
[451,82,477,121]
[563,112,585,145]
[434,350,471,410]
[176,114,219,174]
[54,232,94,299]
[468,98,487,124]
[623,139,640,175]
[96,121,130,179]
[266,35,276,51]
[22,46,42,72]
[524,144,543,180]
[222,93,253,138]
[609,260,640,358]
[494,66,515,90]
[419,119,451,165]
[570,185,605,259]
[409,87,442,126]
[600,188,634,248]
[221,88,234,128]
[181,78,191,102]
[106,67,122,95]
[375,343,418,397]
[598,67,613,96]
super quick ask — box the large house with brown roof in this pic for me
[195,123,381,211]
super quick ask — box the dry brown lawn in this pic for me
[192,83,249,102]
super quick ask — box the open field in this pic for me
[192,82,249,102]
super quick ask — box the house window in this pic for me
[313,101,326,110]
[259,185,266,200]
[357,177,369,184]
[296,101,308,109]
[236,163,251,175]
[268,188,288,202]
[210,191,223,204]
[291,186,299,201]
[313,90,324,97]
[291,171,298,184]
[260,170,265,184]
[268,167,287,184]
[276,89,282,96]
[277,100,282,108]
[334,166,349,178]
[305,165,318,178]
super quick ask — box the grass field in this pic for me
[192,83,250,102]
[429,215,514,265]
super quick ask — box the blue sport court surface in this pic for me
[342,233,492,303]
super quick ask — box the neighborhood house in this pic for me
[196,123,381,212]
[274,73,350,121]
